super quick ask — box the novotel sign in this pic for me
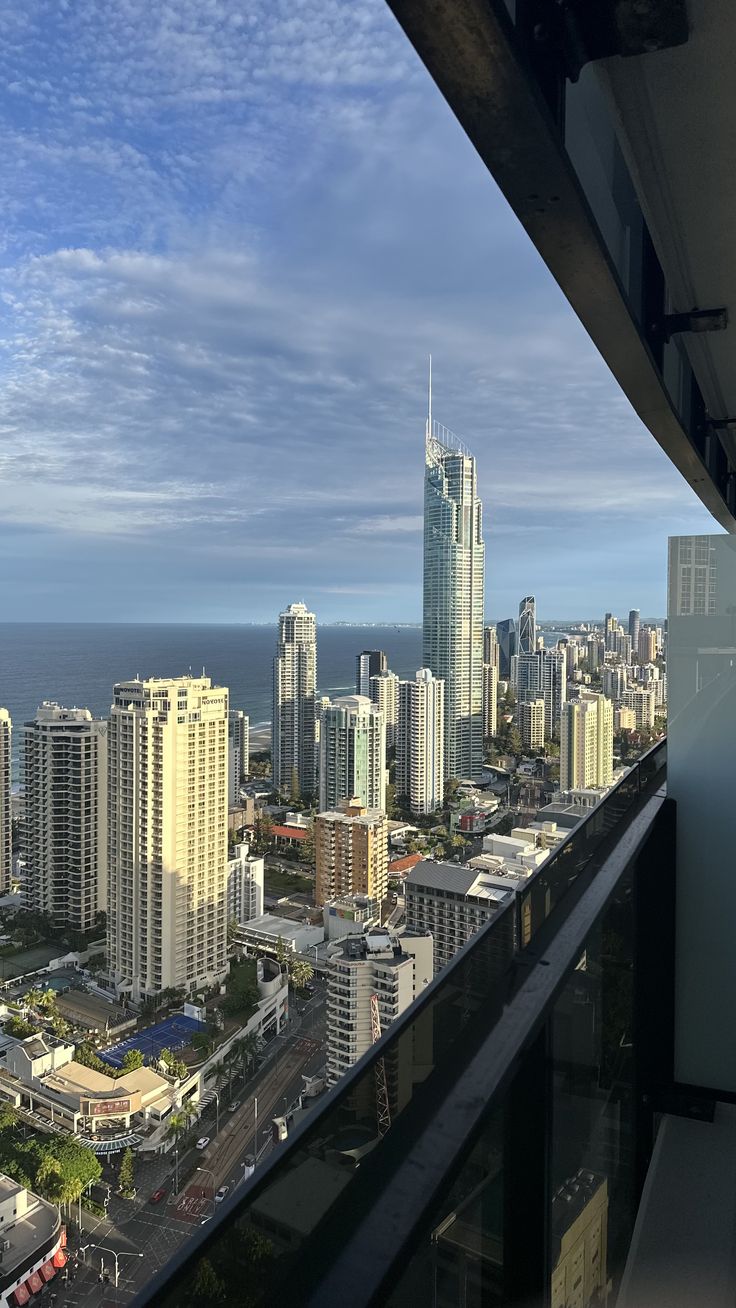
[83,1098,131,1118]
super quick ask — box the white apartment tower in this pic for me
[423,369,485,781]
[560,692,614,792]
[516,649,567,738]
[0,711,11,895]
[22,703,107,931]
[483,661,498,739]
[369,671,399,750]
[519,698,545,752]
[326,929,433,1089]
[108,676,229,1001]
[397,669,445,816]
[227,842,264,925]
[272,603,317,800]
[356,650,387,697]
[319,695,386,813]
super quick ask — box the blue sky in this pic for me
[0,0,716,623]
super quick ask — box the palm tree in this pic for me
[290,959,314,991]
[24,987,44,1011]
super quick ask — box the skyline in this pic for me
[0,0,717,624]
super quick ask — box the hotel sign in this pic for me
[83,1098,131,1117]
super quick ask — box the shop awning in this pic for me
[52,1249,67,1268]
[27,1272,43,1294]
[12,1287,29,1306]
[40,1262,56,1282]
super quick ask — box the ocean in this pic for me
[0,623,424,776]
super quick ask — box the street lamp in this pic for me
[81,1244,143,1288]
[173,1147,179,1196]
[211,1089,220,1136]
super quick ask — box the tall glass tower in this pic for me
[518,594,536,655]
[423,368,485,781]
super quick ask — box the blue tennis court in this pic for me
[99,1013,205,1068]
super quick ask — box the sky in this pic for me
[0,0,717,623]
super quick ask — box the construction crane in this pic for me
[370,992,391,1139]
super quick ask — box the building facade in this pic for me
[22,703,107,931]
[496,618,516,679]
[482,660,498,739]
[272,602,317,800]
[107,676,229,1001]
[228,709,249,807]
[369,671,399,750]
[396,669,445,815]
[227,842,264,924]
[620,686,657,730]
[0,710,11,895]
[318,695,386,813]
[560,692,614,793]
[314,803,388,908]
[519,698,545,752]
[405,859,515,973]
[518,594,536,656]
[516,649,567,738]
[423,411,485,781]
[325,929,433,1088]
[483,624,499,669]
[356,650,387,697]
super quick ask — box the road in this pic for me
[57,988,327,1307]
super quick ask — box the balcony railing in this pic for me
[135,741,671,1308]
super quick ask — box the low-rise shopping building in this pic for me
[0,1172,67,1308]
[234,914,324,957]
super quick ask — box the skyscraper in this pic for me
[482,661,498,739]
[483,625,499,669]
[108,676,229,1001]
[314,802,388,908]
[356,650,388,697]
[518,698,545,752]
[397,668,445,815]
[518,595,536,656]
[369,670,399,750]
[423,370,485,781]
[0,710,11,895]
[516,648,567,738]
[496,618,516,679]
[560,692,614,792]
[22,703,107,931]
[272,602,317,800]
[318,695,386,813]
[628,608,640,652]
[228,708,249,807]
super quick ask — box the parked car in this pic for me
[149,1188,167,1205]
[195,1137,210,1151]
[215,1185,229,1204]
[228,1100,242,1114]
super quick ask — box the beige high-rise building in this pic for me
[0,711,11,895]
[22,703,107,931]
[108,676,229,1002]
[519,698,545,752]
[560,692,614,792]
[315,801,388,908]
[620,686,657,730]
[326,929,433,1088]
[482,661,498,739]
[614,706,637,731]
[637,625,658,664]
[397,669,445,816]
[369,670,399,750]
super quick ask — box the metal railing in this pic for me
[136,741,669,1308]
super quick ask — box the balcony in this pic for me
[133,741,700,1308]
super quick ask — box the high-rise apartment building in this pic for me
[620,686,657,730]
[227,709,249,807]
[518,595,536,656]
[108,676,229,1001]
[496,618,516,679]
[405,859,516,973]
[586,637,604,671]
[0,711,11,896]
[483,624,499,669]
[602,666,627,701]
[396,669,445,816]
[628,608,640,651]
[482,661,498,739]
[560,692,614,792]
[369,671,399,750]
[314,802,388,908]
[272,602,317,800]
[22,703,107,932]
[326,929,433,1088]
[227,842,264,925]
[638,625,658,664]
[356,650,388,697]
[423,390,485,781]
[318,695,386,813]
[519,698,545,752]
[516,649,567,738]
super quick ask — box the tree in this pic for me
[191,1259,226,1303]
[121,1048,144,1072]
[275,936,288,968]
[289,959,314,990]
[23,988,44,1010]
[118,1147,135,1197]
[37,989,58,1014]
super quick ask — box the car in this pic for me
[195,1137,210,1151]
[228,1100,242,1114]
[214,1185,229,1204]
[148,1188,167,1204]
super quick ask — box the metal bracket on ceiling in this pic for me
[662,307,728,343]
